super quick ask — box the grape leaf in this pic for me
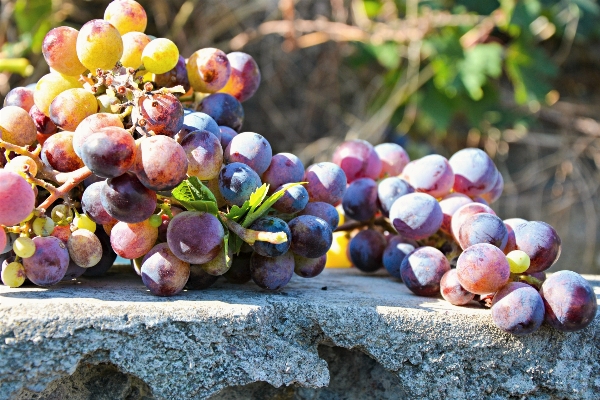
[172,177,218,216]
[226,201,251,222]
[242,182,304,228]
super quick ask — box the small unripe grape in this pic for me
[13,237,36,258]
[506,250,530,274]
[73,214,97,233]
[148,214,162,228]
[141,38,178,74]
[33,216,56,237]
[1,261,26,288]
[51,204,73,224]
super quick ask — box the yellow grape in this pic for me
[42,26,86,76]
[48,88,98,131]
[34,72,82,116]
[141,38,178,74]
[120,32,151,69]
[76,19,124,72]
[325,231,352,268]
[33,216,56,237]
[13,237,36,258]
[506,250,531,274]
[73,214,97,233]
[0,106,37,146]
[104,0,148,35]
[1,262,26,288]
[4,156,38,178]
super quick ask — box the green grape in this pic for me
[33,72,82,116]
[141,38,179,74]
[51,204,73,225]
[33,216,56,237]
[76,19,123,72]
[13,237,36,258]
[148,214,162,228]
[506,250,530,274]
[73,214,97,233]
[1,261,26,288]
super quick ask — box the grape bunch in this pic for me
[328,140,597,335]
[0,0,337,296]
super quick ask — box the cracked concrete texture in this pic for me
[0,266,599,400]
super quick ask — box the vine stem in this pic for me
[37,166,92,212]
[218,212,288,245]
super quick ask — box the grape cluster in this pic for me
[0,0,336,296]
[327,140,597,335]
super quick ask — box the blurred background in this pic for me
[1,0,600,273]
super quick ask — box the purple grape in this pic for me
[349,229,386,273]
[450,202,496,240]
[29,104,57,135]
[177,111,220,142]
[80,127,136,179]
[167,211,224,264]
[133,93,184,137]
[262,153,305,193]
[133,135,188,191]
[219,52,261,102]
[299,202,339,230]
[480,173,504,204]
[377,177,414,217]
[503,218,528,253]
[82,228,117,277]
[512,221,561,273]
[82,182,117,225]
[186,264,219,289]
[400,246,450,296]
[389,193,443,240]
[199,93,244,132]
[218,162,262,206]
[332,139,382,183]
[540,270,597,332]
[457,213,508,250]
[250,251,294,290]
[288,215,333,258]
[440,269,475,306]
[492,282,545,335]
[272,184,309,214]
[403,154,455,198]
[374,143,410,178]
[219,126,238,149]
[382,236,415,279]
[101,173,157,223]
[438,193,472,235]
[62,260,87,281]
[157,206,184,243]
[456,243,510,294]
[4,86,34,111]
[22,236,69,286]
[154,55,191,92]
[223,252,252,284]
[224,132,273,175]
[294,254,326,278]
[141,243,190,297]
[448,148,499,196]
[250,217,291,257]
[181,130,224,180]
[304,162,347,205]
[341,178,378,222]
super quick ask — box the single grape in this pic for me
[440,269,475,306]
[438,193,472,235]
[288,215,333,259]
[42,26,86,76]
[119,31,151,69]
[262,153,305,193]
[29,104,57,135]
[223,252,252,284]
[148,214,162,228]
[0,171,35,226]
[33,72,82,116]
[218,52,261,102]
[382,236,415,279]
[400,246,451,296]
[389,192,443,240]
[82,182,117,225]
[492,282,545,335]
[511,221,561,273]
[76,19,124,71]
[141,243,190,296]
[154,55,191,92]
[110,219,158,259]
[133,135,188,191]
[33,216,56,237]
[332,139,382,183]
[294,254,326,278]
[157,206,183,242]
[62,260,87,281]
[219,126,238,149]
[104,0,147,34]
[50,204,72,224]
[374,143,410,178]
[450,202,496,240]
[101,173,157,223]
[402,154,454,198]
[12,237,36,259]
[250,251,294,290]
[199,93,244,132]
[187,48,231,93]
[376,177,414,218]
[506,250,530,274]
[218,162,262,207]
[181,130,223,180]
[41,131,85,173]
[448,148,499,196]
[1,261,26,288]
[5,156,38,179]
[540,270,597,332]
[73,113,124,158]
[82,228,117,277]
[299,202,339,230]
[51,225,72,243]
[325,231,352,268]
[224,132,273,175]
[132,93,184,137]
[304,162,347,205]
[141,38,179,74]
[342,178,378,222]
[67,229,102,268]
[457,213,508,250]
[272,184,309,214]
[73,214,97,233]
[456,243,510,295]
[349,229,386,273]
[480,173,504,204]
[48,88,98,131]
[167,211,224,264]
[4,86,34,112]
[0,105,37,146]
[250,217,291,257]
[198,247,233,276]
[176,112,220,142]
[22,236,69,286]
[186,264,219,289]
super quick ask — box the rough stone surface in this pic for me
[1,266,599,400]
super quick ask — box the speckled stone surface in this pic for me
[1,266,599,400]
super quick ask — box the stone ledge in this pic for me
[1,266,599,400]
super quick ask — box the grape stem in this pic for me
[37,166,93,212]
[219,212,288,245]
[335,216,393,232]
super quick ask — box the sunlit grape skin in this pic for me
[34,72,82,116]
[104,0,147,34]
[29,104,57,135]
[101,173,157,223]
[449,148,499,196]
[377,177,414,218]
[80,127,136,178]
[299,202,339,230]
[450,202,496,240]
[73,113,124,158]
[141,243,190,297]
[374,143,410,178]
[349,229,386,273]
[120,31,151,69]
[403,154,454,198]
[224,132,273,175]
[0,105,37,146]
[304,162,347,206]
[262,153,305,194]
[110,220,158,260]
[342,178,378,222]
[132,93,184,137]
[218,52,261,102]
[492,282,545,336]
[133,135,188,191]
[82,182,117,225]
[457,213,508,251]
[187,48,231,93]
[250,251,294,290]
[440,269,475,306]
[400,246,450,297]
[4,86,34,112]
[42,26,86,76]
[389,192,443,241]
[0,170,36,227]
[22,236,69,286]
[141,38,179,74]
[456,243,510,295]
[511,221,561,273]
[540,270,598,332]
[480,173,504,204]
[49,88,98,131]
[40,131,84,173]
[250,217,291,258]
[67,229,103,268]
[272,184,309,214]
[167,211,224,264]
[181,130,223,181]
[218,162,262,207]
[438,193,472,235]
[332,139,382,183]
[76,19,124,71]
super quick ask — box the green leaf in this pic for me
[242,182,303,228]
[171,177,218,216]
[248,184,269,214]
[459,43,503,100]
